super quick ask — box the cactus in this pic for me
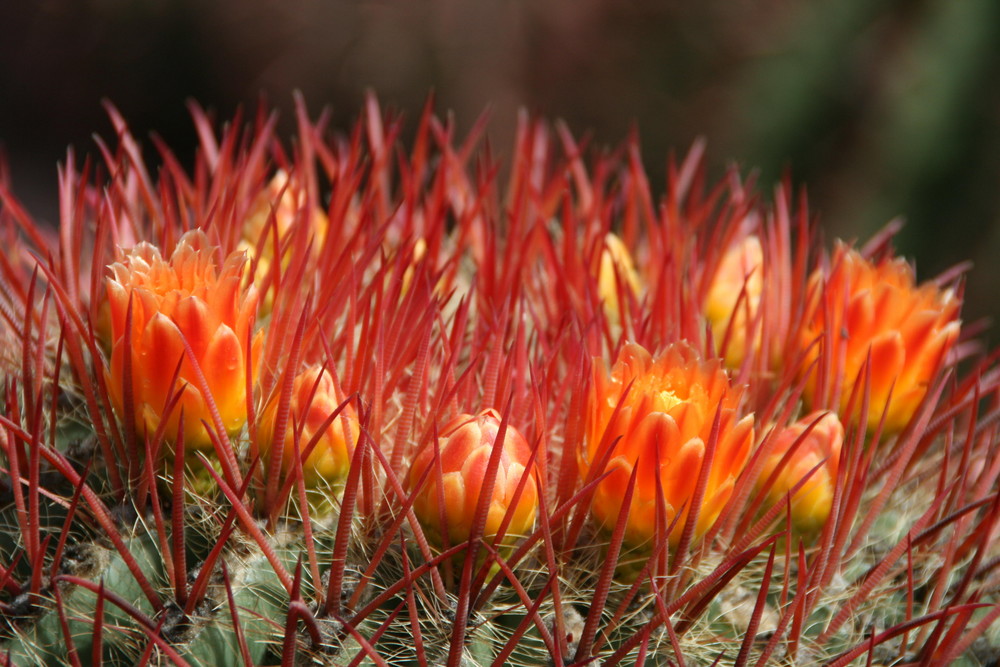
[0,96,998,666]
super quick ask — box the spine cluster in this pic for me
[0,97,996,666]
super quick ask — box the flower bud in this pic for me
[704,234,764,368]
[407,409,538,550]
[598,233,642,322]
[241,171,329,311]
[257,366,360,487]
[757,411,844,535]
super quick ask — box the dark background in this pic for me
[2,0,999,339]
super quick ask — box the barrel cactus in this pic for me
[0,97,997,666]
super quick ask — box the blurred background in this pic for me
[1,0,999,339]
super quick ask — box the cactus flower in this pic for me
[598,232,642,321]
[105,230,259,451]
[243,170,329,256]
[582,342,755,549]
[704,234,764,367]
[757,411,844,535]
[241,170,329,309]
[801,245,960,433]
[407,409,538,550]
[257,366,359,487]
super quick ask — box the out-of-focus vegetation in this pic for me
[1,0,998,337]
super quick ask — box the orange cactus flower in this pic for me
[704,234,764,368]
[582,342,755,549]
[801,245,960,433]
[407,409,538,550]
[257,366,359,487]
[105,230,260,451]
[757,411,844,535]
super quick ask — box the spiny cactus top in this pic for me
[0,98,996,667]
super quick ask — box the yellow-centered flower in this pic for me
[582,342,755,549]
[105,230,260,451]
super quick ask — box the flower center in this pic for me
[657,389,682,413]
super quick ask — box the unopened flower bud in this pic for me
[705,234,764,368]
[598,233,642,322]
[257,366,359,487]
[757,411,844,535]
[408,409,538,550]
